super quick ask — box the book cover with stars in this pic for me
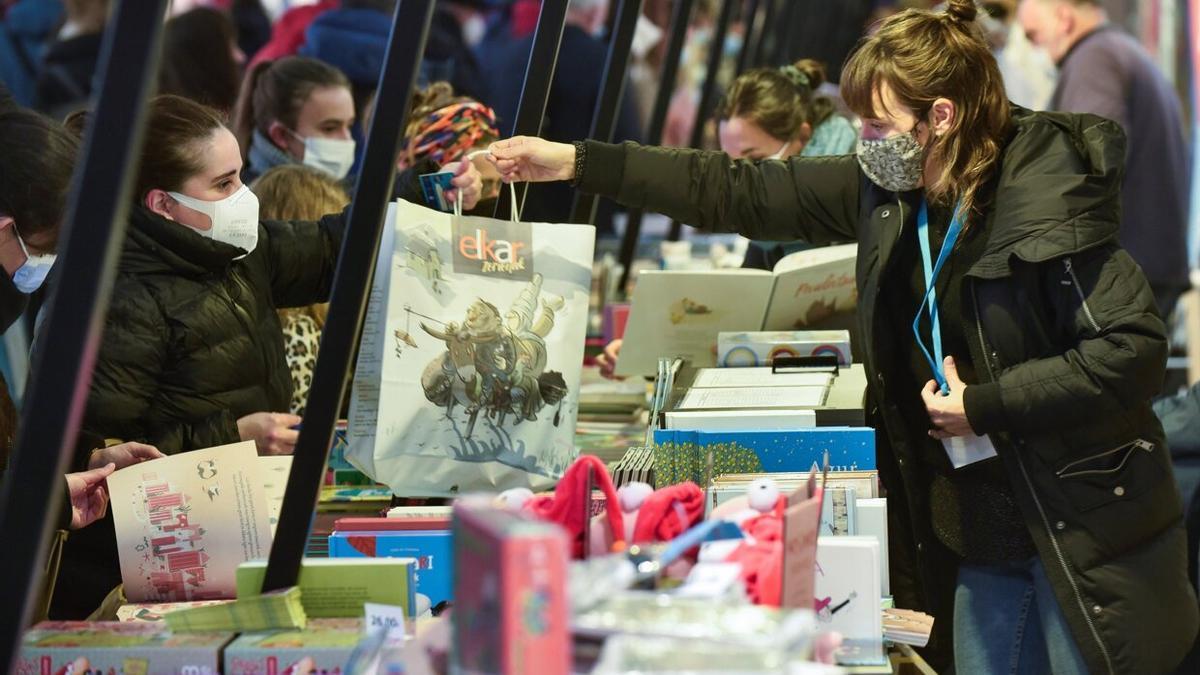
[108,441,274,603]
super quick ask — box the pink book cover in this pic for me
[453,502,570,675]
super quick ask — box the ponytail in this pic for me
[230,57,352,162]
[232,60,275,161]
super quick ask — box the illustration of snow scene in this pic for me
[348,200,595,496]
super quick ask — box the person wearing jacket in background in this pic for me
[491,2,1199,672]
[233,56,481,203]
[481,0,643,234]
[0,0,62,107]
[32,0,107,118]
[1019,0,1190,320]
[0,106,165,535]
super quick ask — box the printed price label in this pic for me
[364,602,408,640]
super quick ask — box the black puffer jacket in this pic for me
[576,107,1198,674]
[79,205,345,456]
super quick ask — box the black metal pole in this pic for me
[494,0,570,221]
[736,0,763,76]
[571,0,645,225]
[753,0,780,67]
[261,0,436,593]
[668,0,735,241]
[615,0,696,294]
[772,0,799,66]
[0,0,167,666]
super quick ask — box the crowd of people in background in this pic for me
[0,1,1197,660]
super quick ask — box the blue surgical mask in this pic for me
[12,226,56,293]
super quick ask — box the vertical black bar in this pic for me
[571,0,645,225]
[494,0,570,221]
[668,0,735,241]
[615,0,696,294]
[753,0,780,67]
[0,0,167,666]
[736,0,763,76]
[261,0,436,593]
[772,0,799,66]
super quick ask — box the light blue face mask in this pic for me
[12,226,56,293]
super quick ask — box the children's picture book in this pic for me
[617,244,857,376]
[108,441,274,603]
[348,200,595,496]
[814,536,883,664]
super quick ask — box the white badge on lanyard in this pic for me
[913,200,997,469]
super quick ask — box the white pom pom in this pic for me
[495,487,534,511]
[618,482,654,513]
[747,478,780,513]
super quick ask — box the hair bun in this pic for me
[946,0,978,23]
[779,64,811,91]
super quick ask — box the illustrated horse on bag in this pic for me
[419,275,570,438]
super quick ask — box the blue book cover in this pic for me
[328,530,453,607]
[652,427,875,485]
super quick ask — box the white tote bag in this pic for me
[347,197,595,496]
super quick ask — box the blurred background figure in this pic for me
[32,0,108,118]
[0,0,64,107]
[1019,0,1189,320]
[251,164,349,416]
[715,59,857,270]
[235,55,356,183]
[159,7,246,116]
[481,0,643,233]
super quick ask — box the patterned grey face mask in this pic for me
[856,128,926,193]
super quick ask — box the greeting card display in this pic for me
[348,200,595,496]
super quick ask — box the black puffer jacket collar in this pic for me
[969,107,1126,279]
[123,205,246,277]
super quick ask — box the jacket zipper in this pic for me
[1056,439,1154,478]
[971,280,1115,674]
[1064,258,1102,333]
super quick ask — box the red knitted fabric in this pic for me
[525,455,625,558]
[631,481,705,544]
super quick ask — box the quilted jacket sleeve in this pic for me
[263,208,348,310]
[576,140,861,244]
[964,244,1167,434]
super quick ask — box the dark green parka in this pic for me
[578,107,1198,674]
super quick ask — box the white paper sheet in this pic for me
[677,385,827,410]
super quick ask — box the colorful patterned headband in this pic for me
[404,101,500,167]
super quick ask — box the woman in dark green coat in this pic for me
[492,1,1196,673]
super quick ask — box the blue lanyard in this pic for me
[912,200,964,395]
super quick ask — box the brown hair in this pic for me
[134,95,228,203]
[842,0,1010,222]
[251,164,350,328]
[0,109,79,247]
[232,56,351,161]
[159,8,241,114]
[716,59,836,142]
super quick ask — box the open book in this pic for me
[108,441,285,603]
[616,243,856,376]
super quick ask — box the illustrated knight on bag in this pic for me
[348,194,595,496]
